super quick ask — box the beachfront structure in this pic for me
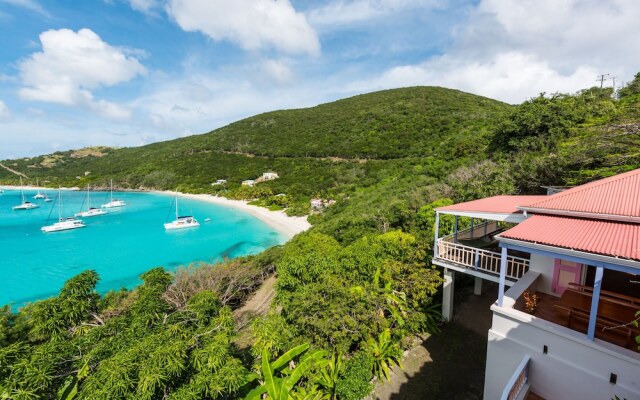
[432,169,640,400]
[212,179,227,186]
[311,198,337,210]
[261,172,279,180]
[242,180,255,187]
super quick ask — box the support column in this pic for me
[470,218,475,239]
[474,276,483,296]
[454,216,459,243]
[442,268,455,321]
[587,266,604,340]
[433,212,440,258]
[498,246,508,307]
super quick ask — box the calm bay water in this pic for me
[0,189,284,307]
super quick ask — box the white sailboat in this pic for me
[42,189,86,233]
[44,192,52,202]
[13,177,39,210]
[33,179,45,199]
[101,179,126,208]
[164,191,199,230]
[75,185,107,217]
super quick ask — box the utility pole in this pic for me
[596,73,609,88]
[610,76,617,89]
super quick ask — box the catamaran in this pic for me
[101,179,126,208]
[76,185,107,217]
[44,192,52,202]
[164,191,199,230]
[13,177,39,210]
[33,179,45,199]
[42,189,86,232]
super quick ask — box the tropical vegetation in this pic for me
[1,77,639,398]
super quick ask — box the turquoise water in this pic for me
[0,189,285,308]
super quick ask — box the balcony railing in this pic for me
[441,220,502,242]
[501,355,531,400]
[436,239,529,280]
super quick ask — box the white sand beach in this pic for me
[158,192,311,239]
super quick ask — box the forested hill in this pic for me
[0,86,509,185]
[184,86,510,159]
[1,77,639,399]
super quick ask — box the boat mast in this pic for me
[87,185,91,210]
[175,191,179,219]
[110,179,114,202]
[58,188,62,221]
[20,177,25,203]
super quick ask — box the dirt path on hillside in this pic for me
[234,275,277,329]
[0,163,28,179]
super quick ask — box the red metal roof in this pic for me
[436,195,547,214]
[500,215,640,261]
[521,168,640,219]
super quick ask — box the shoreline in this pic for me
[1,185,311,239]
[154,191,311,240]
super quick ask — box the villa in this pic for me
[242,180,256,187]
[432,168,640,399]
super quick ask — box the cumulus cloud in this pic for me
[351,0,640,103]
[351,52,598,104]
[0,100,11,122]
[166,0,320,56]
[18,28,146,120]
[308,0,439,27]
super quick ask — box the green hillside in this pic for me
[0,87,509,191]
[1,79,640,399]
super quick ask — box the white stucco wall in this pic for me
[528,253,555,295]
[484,306,640,400]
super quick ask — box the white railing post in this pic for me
[433,212,440,258]
[498,246,508,307]
[474,249,480,270]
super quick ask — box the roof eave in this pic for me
[435,210,526,223]
[497,236,640,270]
[517,206,640,223]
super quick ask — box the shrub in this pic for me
[335,351,374,400]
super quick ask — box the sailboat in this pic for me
[41,189,86,232]
[101,179,126,208]
[44,192,52,202]
[33,179,45,199]
[164,191,199,230]
[75,185,107,217]
[13,177,39,210]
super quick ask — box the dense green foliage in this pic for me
[2,80,640,398]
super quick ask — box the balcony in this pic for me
[513,283,640,353]
[434,221,529,281]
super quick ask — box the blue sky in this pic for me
[0,0,639,159]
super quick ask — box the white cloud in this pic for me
[0,100,11,122]
[259,59,294,85]
[126,0,159,13]
[349,0,640,103]
[350,52,598,104]
[166,0,320,56]
[308,0,439,27]
[18,28,146,120]
[0,0,48,17]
